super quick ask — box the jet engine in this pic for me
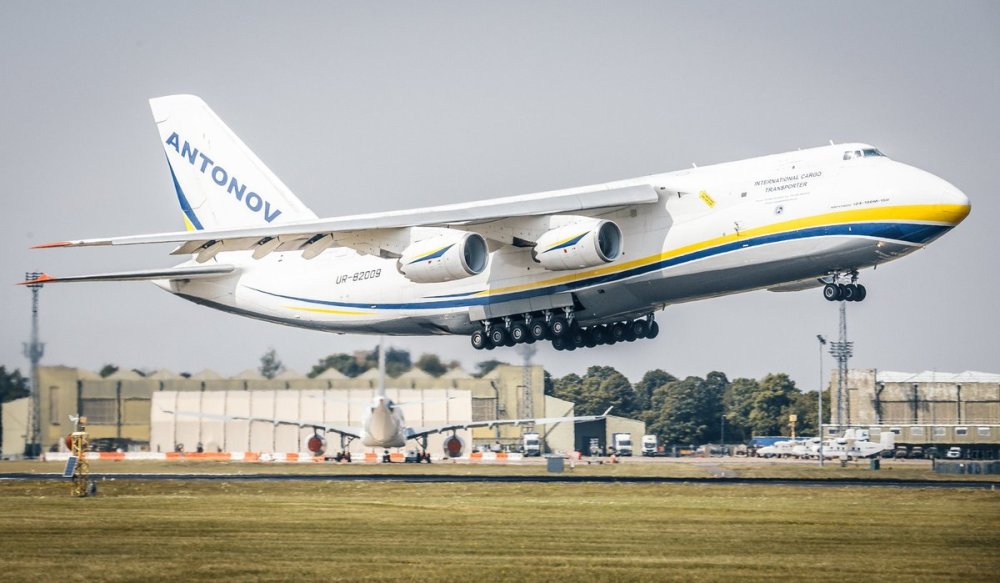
[306,433,326,456]
[442,434,465,458]
[533,219,622,271]
[398,231,489,283]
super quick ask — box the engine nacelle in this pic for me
[306,433,326,456]
[398,232,488,283]
[442,434,465,458]
[534,220,622,271]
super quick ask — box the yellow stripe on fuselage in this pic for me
[286,306,373,316]
[473,203,970,298]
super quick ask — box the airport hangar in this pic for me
[827,369,1000,458]
[1,364,644,458]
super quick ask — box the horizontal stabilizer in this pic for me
[18,264,235,285]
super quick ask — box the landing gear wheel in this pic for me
[624,323,638,342]
[631,319,649,339]
[470,330,488,350]
[840,284,854,302]
[823,283,840,301]
[584,329,598,348]
[611,322,627,342]
[570,327,587,348]
[646,321,659,339]
[509,322,528,344]
[552,337,566,351]
[590,326,607,345]
[855,284,867,302]
[549,316,569,338]
[489,327,508,347]
[529,320,548,341]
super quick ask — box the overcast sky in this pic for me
[2,2,997,389]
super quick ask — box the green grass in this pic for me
[1,480,997,582]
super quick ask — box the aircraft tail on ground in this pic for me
[149,95,318,231]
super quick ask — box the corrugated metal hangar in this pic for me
[828,369,1000,457]
[2,364,645,458]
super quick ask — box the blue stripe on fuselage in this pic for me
[250,222,951,311]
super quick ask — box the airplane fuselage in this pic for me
[160,143,969,335]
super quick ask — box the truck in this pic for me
[523,432,541,456]
[611,432,633,456]
[641,435,659,456]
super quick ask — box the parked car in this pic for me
[925,446,940,459]
[945,446,963,459]
[909,446,924,459]
[893,447,909,459]
[880,448,895,459]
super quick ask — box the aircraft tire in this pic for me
[584,330,598,348]
[590,326,607,345]
[822,283,840,301]
[625,327,638,342]
[841,284,856,302]
[549,316,569,337]
[855,284,867,302]
[611,322,627,342]
[509,322,528,343]
[646,321,660,339]
[470,330,488,350]
[570,327,587,348]
[631,319,649,338]
[529,320,548,341]
[489,327,508,346]
[552,337,566,351]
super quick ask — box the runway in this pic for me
[2,472,996,489]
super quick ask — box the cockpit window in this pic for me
[844,148,886,160]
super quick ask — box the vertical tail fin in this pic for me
[149,95,317,231]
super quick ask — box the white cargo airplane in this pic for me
[27,95,971,351]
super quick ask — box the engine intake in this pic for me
[398,232,488,283]
[442,434,465,458]
[534,220,622,271]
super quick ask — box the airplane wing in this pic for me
[162,408,364,440]
[18,265,235,284]
[405,407,613,440]
[34,184,659,260]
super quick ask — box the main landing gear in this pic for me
[470,309,659,351]
[822,271,867,302]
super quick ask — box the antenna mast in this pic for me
[22,272,46,458]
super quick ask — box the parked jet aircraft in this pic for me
[27,95,971,351]
[164,348,610,458]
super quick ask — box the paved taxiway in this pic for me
[2,473,995,489]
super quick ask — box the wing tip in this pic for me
[17,273,55,286]
[32,241,73,249]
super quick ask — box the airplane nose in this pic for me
[932,175,971,224]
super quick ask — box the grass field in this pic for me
[1,479,997,582]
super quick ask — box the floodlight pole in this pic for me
[22,272,45,458]
[817,334,826,467]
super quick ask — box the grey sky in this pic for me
[2,2,998,389]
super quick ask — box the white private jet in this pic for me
[27,95,971,351]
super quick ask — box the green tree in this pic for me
[99,364,119,378]
[366,346,411,377]
[258,348,284,380]
[646,375,724,445]
[0,366,29,449]
[634,369,676,411]
[308,353,368,378]
[747,373,798,436]
[415,354,447,377]
[722,377,760,442]
[474,359,507,378]
[551,373,583,403]
[574,366,637,416]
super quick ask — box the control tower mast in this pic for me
[828,301,853,427]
